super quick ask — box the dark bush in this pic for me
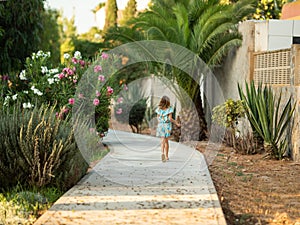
[114,98,147,133]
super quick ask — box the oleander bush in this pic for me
[0,104,88,191]
[0,50,116,136]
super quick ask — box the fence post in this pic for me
[249,51,254,82]
[291,44,300,161]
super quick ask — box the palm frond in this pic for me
[205,33,242,66]
[230,0,256,21]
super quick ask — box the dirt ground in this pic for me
[195,141,300,225]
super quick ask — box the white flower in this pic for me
[41,66,48,74]
[12,94,18,101]
[46,51,51,58]
[3,96,10,106]
[23,102,34,109]
[37,50,43,58]
[31,53,36,60]
[49,68,59,74]
[30,86,43,96]
[23,90,29,94]
[74,51,82,59]
[47,78,55,85]
[64,53,70,59]
[19,70,27,80]
[36,90,43,96]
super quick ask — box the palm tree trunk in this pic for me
[193,89,207,140]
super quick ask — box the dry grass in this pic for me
[196,142,300,225]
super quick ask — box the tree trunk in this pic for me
[193,91,207,140]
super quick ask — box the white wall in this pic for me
[255,20,300,51]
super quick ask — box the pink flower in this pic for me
[63,107,69,113]
[94,65,102,73]
[79,60,85,67]
[58,73,64,79]
[124,84,128,91]
[78,93,84,98]
[101,52,108,59]
[98,75,105,82]
[73,79,77,83]
[68,69,74,75]
[2,75,9,81]
[117,97,123,103]
[72,57,78,64]
[55,112,59,118]
[96,90,101,97]
[93,98,100,106]
[68,98,75,105]
[63,68,74,76]
[107,86,114,95]
[116,108,122,114]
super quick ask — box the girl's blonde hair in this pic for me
[158,96,170,109]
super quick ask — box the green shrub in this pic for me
[212,98,245,130]
[212,98,245,148]
[0,104,88,191]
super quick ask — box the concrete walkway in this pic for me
[34,130,226,225]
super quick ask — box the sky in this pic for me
[45,0,150,34]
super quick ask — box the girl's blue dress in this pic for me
[155,107,173,138]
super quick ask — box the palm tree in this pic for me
[105,0,255,140]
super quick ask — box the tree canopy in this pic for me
[120,0,137,26]
[0,0,45,73]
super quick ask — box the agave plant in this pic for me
[238,81,264,152]
[238,81,295,159]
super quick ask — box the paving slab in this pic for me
[34,130,226,225]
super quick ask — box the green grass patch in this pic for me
[0,185,63,224]
[228,162,238,166]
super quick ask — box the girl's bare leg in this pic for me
[161,138,165,154]
[161,138,167,162]
[165,138,169,160]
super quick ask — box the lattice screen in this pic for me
[253,49,291,85]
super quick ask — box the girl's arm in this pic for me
[168,113,180,127]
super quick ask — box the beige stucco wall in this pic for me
[206,21,255,127]
[213,21,255,102]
